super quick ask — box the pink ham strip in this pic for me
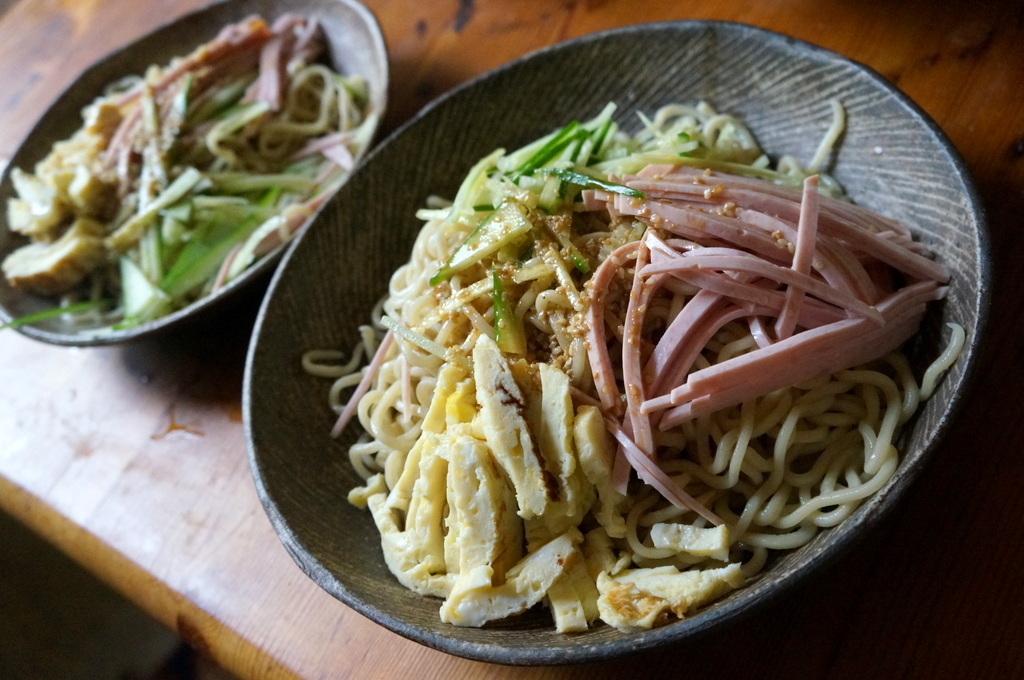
[775,175,819,340]
[288,16,323,65]
[736,208,879,304]
[653,280,945,427]
[643,277,850,396]
[584,240,640,414]
[643,286,724,388]
[111,16,273,109]
[243,14,317,112]
[619,198,795,264]
[621,238,657,457]
[582,163,946,518]
[246,34,287,111]
[289,132,356,170]
[642,249,884,324]
[636,164,912,238]
[320,143,355,170]
[105,17,273,166]
[660,311,924,428]
[644,303,754,409]
[625,171,946,282]
[250,198,322,259]
[748,316,774,349]
[581,189,608,212]
[604,416,723,525]
[650,264,847,329]
[331,330,396,437]
[211,243,244,292]
[617,188,882,306]
[718,187,945,282]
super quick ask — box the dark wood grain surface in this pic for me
[1,1,1022,678]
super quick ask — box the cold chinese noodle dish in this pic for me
[1,13,376,332]
[305,101,964,633]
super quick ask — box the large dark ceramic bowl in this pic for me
[244,21,990,664]
[0,0,387,345]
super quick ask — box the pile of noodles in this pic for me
[304,101,963,625]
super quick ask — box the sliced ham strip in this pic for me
[658,310,925,428]
[636,164,912,238]
[290,132,356,170]
[621,239,657,458]
[619,197,794,264]
[332,330,396,437]
[643,303,753,411]
[643,287,724,388]
[246,34,287,111]
[649,265,847,329]
[775,175,820,340]
[104,17,275,172]
[623,170,947,283]
[243,14,317,112]
[584,240,640,414]
[653,280,945,427]
[604,416,723,526]
[641,249,884,324]
[111,16,273,109]
[577,162,947,518]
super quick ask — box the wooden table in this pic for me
[1,1,1022,678]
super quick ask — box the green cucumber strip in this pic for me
[0,299,111,331]
[380,314,447,360]
[539,212,590,274]
[430,200,533,286]
[139,221,163,283]
[187,74,253,126]
[160,216,256,299]
[161,200,193,223]
[538,168,644,198]
[173,74,193,122]
[207,172,316,195]
[107,167,204,251]
[446,148,504,226]
[492,270,526,355]
[160,184,282,296]
[121,256,171,324]
[510,121,581,178]
[589,118,613,160]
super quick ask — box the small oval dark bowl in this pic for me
[0,0,387,346]
[245,21,990,665]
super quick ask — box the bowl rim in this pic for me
[245,18,992,665]
[0,0,389,346]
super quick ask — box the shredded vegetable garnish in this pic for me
[307,101,964,633]
[2,13,377,330]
